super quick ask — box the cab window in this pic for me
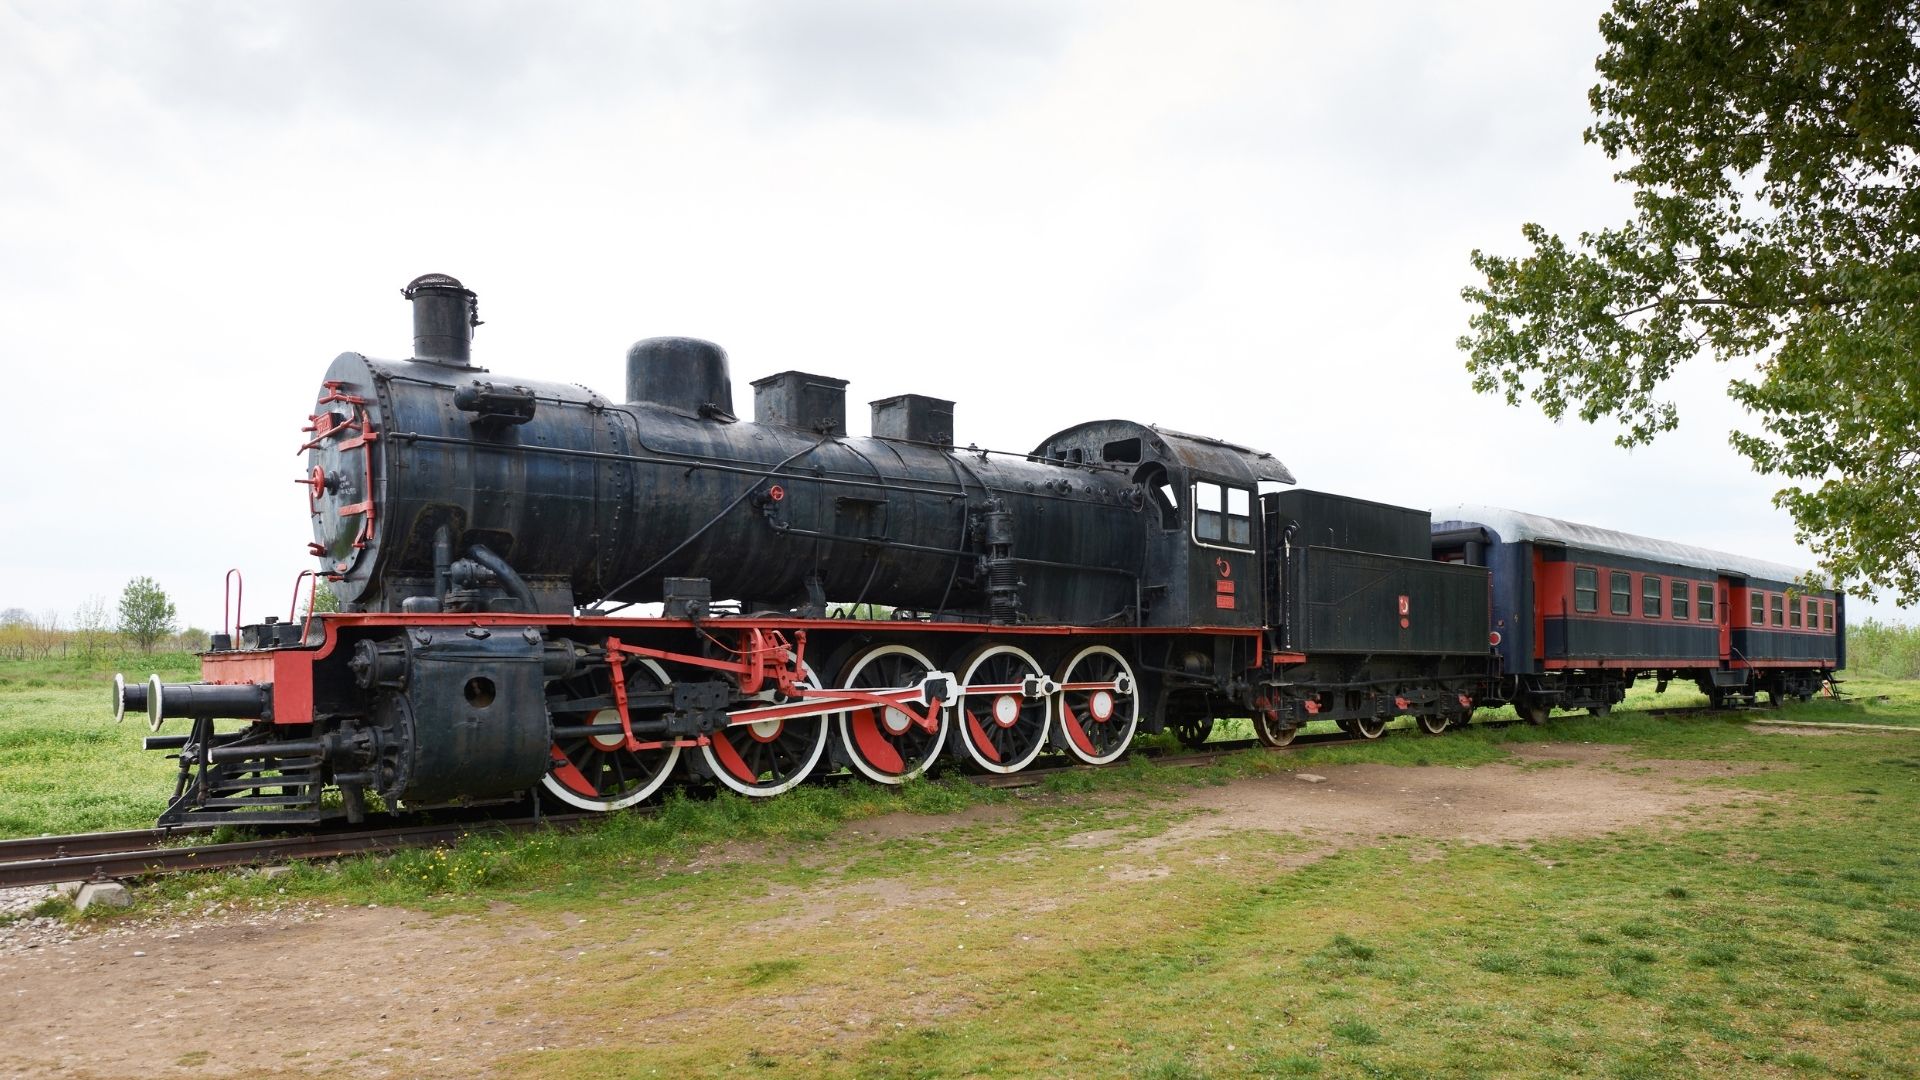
[1574,567,1598,613]
[1643,575,1662,618]
[1192,481,1252,550]
[1226,487,1252,546]
[1194,482,1223,542]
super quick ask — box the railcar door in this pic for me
[1717,577,1732,659]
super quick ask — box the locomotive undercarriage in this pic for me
[138,619,1181,827]
[1161,654,1494,749]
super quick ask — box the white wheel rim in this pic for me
[542,658,682,811]
[701,663,829,797]
[837,645,948,784]
[956,644,1052,775]
[1054,645,1138,765]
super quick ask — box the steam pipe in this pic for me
[468,543,536,612]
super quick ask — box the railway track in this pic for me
[0,705,1743,890]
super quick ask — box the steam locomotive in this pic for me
[116,275,1843,827]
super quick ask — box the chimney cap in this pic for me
[402,273,472,299]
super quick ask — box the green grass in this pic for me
[0,652,197,835]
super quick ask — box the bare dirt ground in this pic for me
[0,745,1774,1079]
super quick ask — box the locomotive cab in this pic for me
[1030,421,1291,629]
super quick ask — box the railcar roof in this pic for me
[1432,503,1815,585]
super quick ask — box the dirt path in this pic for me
[0,744,1774,1078]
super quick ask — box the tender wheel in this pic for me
[700,663,830,797]
[952,644,1052,775]
[1253,710,1297,748]
[1589,704,1613,717]
[1515,697,1550,725]
[1353,717,1388,740]
[543,657,682,811]
[1456,706,1476,729]
[1054,645,1139,765]
[837,645,949,784]
[1170,713,1215,750]
[1416,713,1450,735]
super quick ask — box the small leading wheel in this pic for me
[700,663,830,798]
[837,644,950,784]
[1353,717,1388,740]
[1253,710,1297,748]
[1416,713,1450,736]
[1170,713,1214,750]
[543,657,682,811]
[952,644,1052,775]
[1054,645,1139,765]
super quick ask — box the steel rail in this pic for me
[0,828,178,865]
[0,816,596,890]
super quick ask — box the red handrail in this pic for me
[222,569,244,637]
[289,570,321,640]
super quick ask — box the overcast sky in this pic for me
[1,0,1906,633]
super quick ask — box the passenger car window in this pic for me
[1750,591,1765,625]
[1824,601,1834,630]
[1193,481,1222,542]
[1574,568,1598,613]
[1697,582,1714,622]
[1771,594,1785,626]
[1610,572,1630,616]
[1643,575,1662,618]
[1671,579,1688,620]
[1789,594,1802,628]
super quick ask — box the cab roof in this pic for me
[1033,419,1294,486]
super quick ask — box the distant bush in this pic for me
[1846,619,1920,679]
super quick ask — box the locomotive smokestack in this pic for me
[403,273,479,366]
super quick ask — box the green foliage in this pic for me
[1460,0,1920,603]
[1847,618,1920,679]
[298,581,341,618]
[116,576,177,655]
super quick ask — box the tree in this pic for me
[26,609,60,660]
[117,577,178,654]
[297,582,341,619]
[73,595,110,660]
[1460,0,1920,604]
